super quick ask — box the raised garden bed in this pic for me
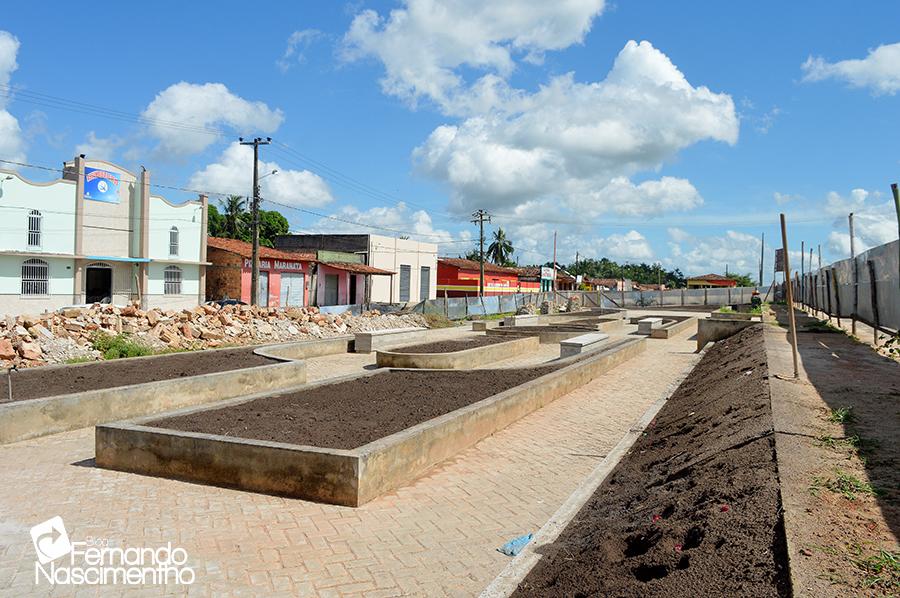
[376,336,538,369]
[0,343,318,444]
[507,325,790,597]
[486,325,602,344]
[95,337,647,506]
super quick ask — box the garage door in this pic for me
[280,273,305,307]
[399,265,411,302]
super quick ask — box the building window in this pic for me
[27,210,42,248]
[164,265,182,295]
[21,258,49,296]
[169,226,179,256]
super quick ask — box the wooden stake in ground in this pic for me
[849,212,857,337]
[780,214,800,378]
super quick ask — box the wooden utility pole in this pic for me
[239,136,271,306]
[552,231,558,292]
[800,240,805,308]
[849,212,857,336]
[780,214,799,378]
[893,183,900,294]
[759,233,765,287]
[471,209,491,297]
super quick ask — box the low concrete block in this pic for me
[96,338,647,507]
[503,314,539,326]
[471,320,501,331]
[696,318,759,350]
[353,327,427,353]
[649,316,698,339]
[559,333,609,358]
[637,317,664,334]
[376,336,538,369]
[710,311,760,321]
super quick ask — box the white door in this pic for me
[280,273,305,307]
[258,272,269,307]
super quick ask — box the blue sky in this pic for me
[1,1,898,282]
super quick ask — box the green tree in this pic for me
[220,195,247,239]
[258,209,289,247]
[207,204,225,237]
[487,228,515,266]
[727,273,756,287]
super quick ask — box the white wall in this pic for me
[368,235,437,303]
[0,254,76,316]
[148,196,203,262]
[0,174,76,254]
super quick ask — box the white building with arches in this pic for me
[0,156,208,315]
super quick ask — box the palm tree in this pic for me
[487,228,514,265]
[220,195,247,239]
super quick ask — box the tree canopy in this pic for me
[207,196,290,248]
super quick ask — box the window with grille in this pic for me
[164,266,182,295]
[21,258,49,296]
[27,210,42,248]
[169,226,179,256]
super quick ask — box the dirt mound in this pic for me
[514,325,791,597]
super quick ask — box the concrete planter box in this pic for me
[353,327,427,353]
[710,311,759,321]
[254,336,352,360]
[95,338,646,507]
[627,315,697,339]
[375,336,538,369]
[697,319,758,350]
[471,320,501,331]
[0,359,307,445]
[486,327,586,344]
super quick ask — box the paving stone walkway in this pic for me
[0,325,700,597]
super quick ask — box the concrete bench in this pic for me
[559,332,610,358]
[353,327,427,353]
[637,317,663,334]
[503,314,539,327]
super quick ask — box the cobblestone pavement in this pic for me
[0,328,700,597]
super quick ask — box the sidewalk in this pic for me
[0,330,699,597]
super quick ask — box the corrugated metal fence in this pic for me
[793,239,899,333]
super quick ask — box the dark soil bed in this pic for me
[150,366,566,450]
[390,335,512,354]
[513,325,791,597]
[0,347,277,403]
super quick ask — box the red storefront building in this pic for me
[206,237,314,307]
[436,258,540,297]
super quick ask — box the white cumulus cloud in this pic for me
[413,41,736,216]
[342,0,606,115]
[75,131,126,160]
[189,142,333,208]
[0,31,24,163]
[668,230,761,277]
[802,42,900,95]
[142,82,284,156]
[824,188,898,256]
[277,29,323,72]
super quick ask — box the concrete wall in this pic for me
[147,196,203,262]
[0,174,76,254]
[368,235,437,303]
[696,319,758,350]
[81,162,137,257]
[146,262,201,310]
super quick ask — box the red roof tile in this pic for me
[438,257,518,275]
[208,237,315,262]
[319,261,394,275]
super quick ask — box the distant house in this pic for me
[437,258,540,296]
[686,274,737,289]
